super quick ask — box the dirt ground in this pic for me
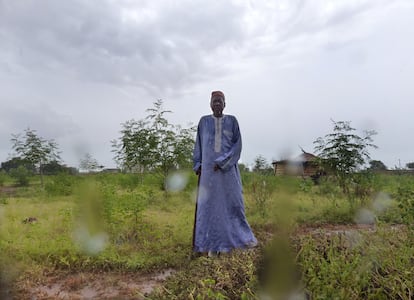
[7,268,175,300]
[0,186,17,197]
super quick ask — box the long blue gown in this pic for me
[193,114,257,253]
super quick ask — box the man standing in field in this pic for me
[192,90,257,256]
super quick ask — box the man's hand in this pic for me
[214,164,221,171]
[195,167,201,176]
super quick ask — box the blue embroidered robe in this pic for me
[193,114,257,252]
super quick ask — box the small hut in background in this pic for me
[272,149,320,177]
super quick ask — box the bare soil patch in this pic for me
[0,186,17,197]
[13,268,175,300]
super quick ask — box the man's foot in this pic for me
[208,251,220,257]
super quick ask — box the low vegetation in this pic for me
[0,170,413,299]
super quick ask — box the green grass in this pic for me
[1,172,414,298]
[297,225,414,299]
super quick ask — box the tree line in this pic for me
[0,100,196,187]
[2,100,414,188]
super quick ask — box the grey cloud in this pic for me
[1,0,413,168]
[268,1,382,50]
[0,0,248,94]
[324,2,373,27]
[0,104,80,139]
[0,103,80,161]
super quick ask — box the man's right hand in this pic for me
[195,167,201,176]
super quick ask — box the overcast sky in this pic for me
[1,0,413,169]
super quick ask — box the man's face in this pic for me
[211,97,225,117]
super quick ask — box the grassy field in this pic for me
[0,171,414,299]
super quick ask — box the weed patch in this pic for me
[2,173,414,298]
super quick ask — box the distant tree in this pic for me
[42,160,74,175]
[79,153,103,173]
[253,155,267,171]
[111,99,196,185]
[369,160,387,171]
[238,163,250,172]
[406,162,414,170]
[253,155,273,175]
[112,119,156,173]
[1,157,35,173]
[11,128,61,186]
[314,120,377,194]
[171,125,197,170]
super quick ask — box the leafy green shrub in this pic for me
[394,185,414,226]
[251,177,275,218]
[154,249,259,299]
[44,173,79,196]
[316,177,342,198]
[116,173,143,190]
[243,174,295,220]
[9,166,31,186]
[0,170,8,186]
[351,171,377,204]
[314,120,377,197]
[100,183,149,237]
[117,190,148,231]
[298,227,414,299]
[299,178,313,193]
[320,205,356,224]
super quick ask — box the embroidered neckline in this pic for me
[212,115,224,152]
